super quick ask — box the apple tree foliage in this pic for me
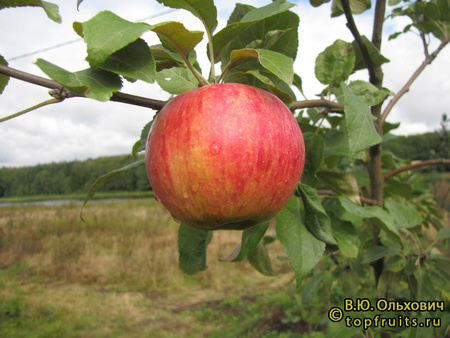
[1,0,450,336]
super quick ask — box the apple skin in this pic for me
[145,83,305,230]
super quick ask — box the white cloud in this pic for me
[0,0,449,167]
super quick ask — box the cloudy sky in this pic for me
[1,0,449,167]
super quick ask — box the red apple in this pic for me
[145,83,305,230]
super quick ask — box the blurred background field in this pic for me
[0,198,313,337]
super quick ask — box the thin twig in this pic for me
[420,32,430,58]
[384,159,450,180]
[341,0,377,82]
[0,98,62,123]
[380,37,449,125]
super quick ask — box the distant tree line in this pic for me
[0,129,448,198]
[0,155,151,198]
[384,129,450,172]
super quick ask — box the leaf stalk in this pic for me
[0,98,62,123]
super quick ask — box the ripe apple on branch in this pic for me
[145,82,305,230]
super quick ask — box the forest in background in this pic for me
[0,130,448,199]
[0,154,150,198]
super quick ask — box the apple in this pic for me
[145,83,305,230]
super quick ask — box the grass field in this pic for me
[0,198,319,337]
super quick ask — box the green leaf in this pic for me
[156,66,199,94]
[131,140,142,157]
[0,55,9,95]
[385,198,422,229]
[341,83,382,158]
[310,0,330,7]
[244,70,293,106]
[276,202,326,284]
[151,44,184,68]
[324,130,349,156]
[301,133,325,187]
[76,11,151,67]
[178,224,211,275]
[384,178,413,199]
[212,1,297,63]
[412,1,450,41]
[150,21,204,56]
[72,21,83,38]
[80,159,145,217]
[331,0,371,17]
[326,319,362,338]
[348,80,391,107]
[337,196,401,243]
[293,73,305,98]
[99,39,156,83]
[241,0,295,22]
[151,45,201,73]
[227,3,254,24]
[132,119,154,155]
[352,169,370,188]
[77,0,83,10]
[382,121,401,135]
[385,254,406,272]
[228,49,294,85]
[315,39,355,87]
[332,219,359,258]
[36,59,122,101]
[0,0,61,23]
[415,263,436,301]
[389,0,401,5]
[376,270,403,298]
[438,228,450,240]
[247,241,276,276]
[300,274,324,304]
[317,171,360,205]
[298,184,337,245]
[352,36,390,71]
[427,255,450,282]
[156,0,218,33]
[362,245,401,264]
[220,221,270,262]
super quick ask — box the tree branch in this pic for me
[0,64,344,116]
[380,37,450,125]
[0,64,167,111]
[318,189,377,205]
[384,159,450,180]
[290,99,344,113]
[368,0,388,289]
[341,0,377,82]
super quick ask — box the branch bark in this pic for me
[380,37,450,125]
[0,64,343,116]
[384,159,450,180]
[290,99,343,112]
[0,64,167,111]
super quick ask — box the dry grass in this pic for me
[1,199,289,289]
[0,199,294,337]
